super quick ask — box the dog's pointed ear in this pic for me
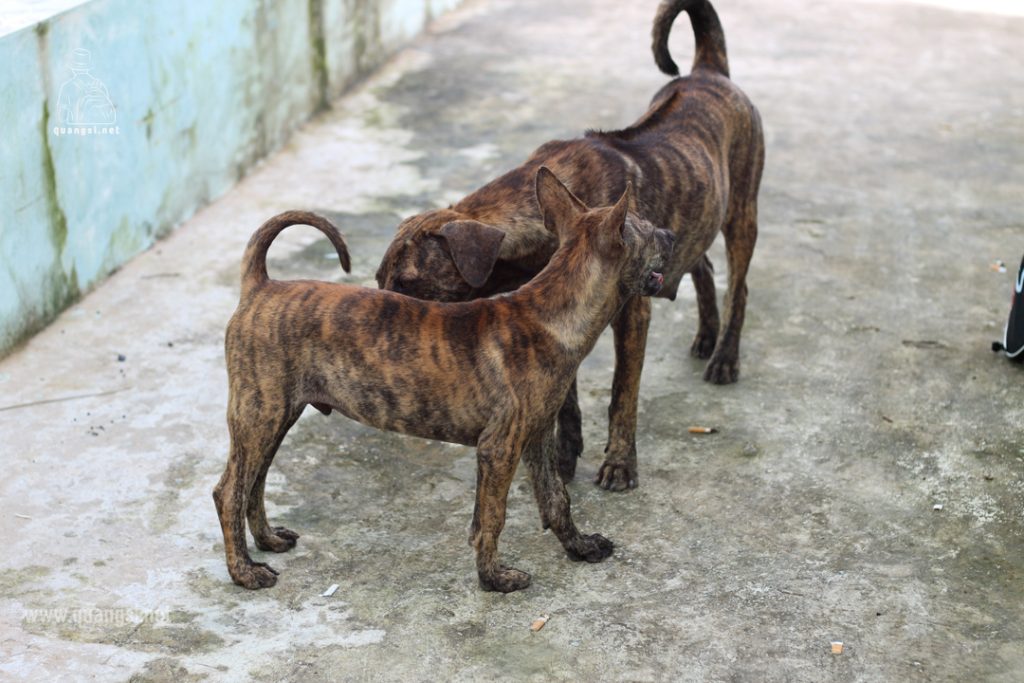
[626,183,640,213]
[599,181,632,252]
[536,166,587,242]
[439,220,506,289]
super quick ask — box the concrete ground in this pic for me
[1,0,1022,680]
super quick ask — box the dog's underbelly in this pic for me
[306,367,487,448]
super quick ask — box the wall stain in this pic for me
[309,0,329,112]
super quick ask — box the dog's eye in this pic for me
[393,275,417,293]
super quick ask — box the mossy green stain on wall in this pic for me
[102,217,146,276]
[141,107,155,141]
[309,0,330,113]
[355,0,384,78]
[27,98,81,349]
[39,101,68,260]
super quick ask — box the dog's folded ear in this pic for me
[536,166,588,242]
[440,220,506,289]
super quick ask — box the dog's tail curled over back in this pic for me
[240,210,351,297]
[652,0,729,78]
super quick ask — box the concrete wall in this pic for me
[0,0,462,357]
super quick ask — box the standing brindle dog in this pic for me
[214,169,674,592]
[376,0,764,491]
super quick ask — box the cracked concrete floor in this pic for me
[1,0,1023,680]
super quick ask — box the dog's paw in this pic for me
[231,561,279,589]
[690,329,717,360]
[566,533,614,563]
[254,526,300,553]
[478,565,532,593]
[595,461,638,492]
[703,356,739,384]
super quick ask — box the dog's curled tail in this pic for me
[241,210,351,296]
[652,0,729,78]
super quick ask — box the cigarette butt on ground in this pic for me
[688,426,717,434]
[321,583,339,597]
[14,514,31,520]
[530,614,549,632]
[831,641,844,654]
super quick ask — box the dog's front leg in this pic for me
[596,295,651,491]
[526,430,614,562]
[470,426,530,593]
[555,377,583,482]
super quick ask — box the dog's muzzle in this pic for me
[644,271,664,295]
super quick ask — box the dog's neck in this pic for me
[511,239,625,357]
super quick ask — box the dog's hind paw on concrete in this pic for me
[690,329,717,360]
[231,561,279,589]
[254,526,299,553]
[703,356,740,384]
[478,566,532,593]
[565,533,614,563]
[595,460,638,492]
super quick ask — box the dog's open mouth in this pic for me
[644,271,664,295]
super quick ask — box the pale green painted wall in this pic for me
[0,0,461,356]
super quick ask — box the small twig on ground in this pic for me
[0,387,129,413]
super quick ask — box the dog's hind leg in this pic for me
[213,395,300,589]
[597,295,651,491]
[525,430,614,563]
[704,202,758,384]
[689,254,720,359]
[704,109,764,384]
[247,410,303,553]
[555,378,583,482]
[705,118,764,384]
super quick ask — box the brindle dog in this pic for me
[375,0,764,491]
[213,169,674,592]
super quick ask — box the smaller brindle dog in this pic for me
[214,168,675,592]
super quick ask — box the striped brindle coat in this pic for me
[214,169,675,593]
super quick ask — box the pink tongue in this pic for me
[652,272,664,286]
